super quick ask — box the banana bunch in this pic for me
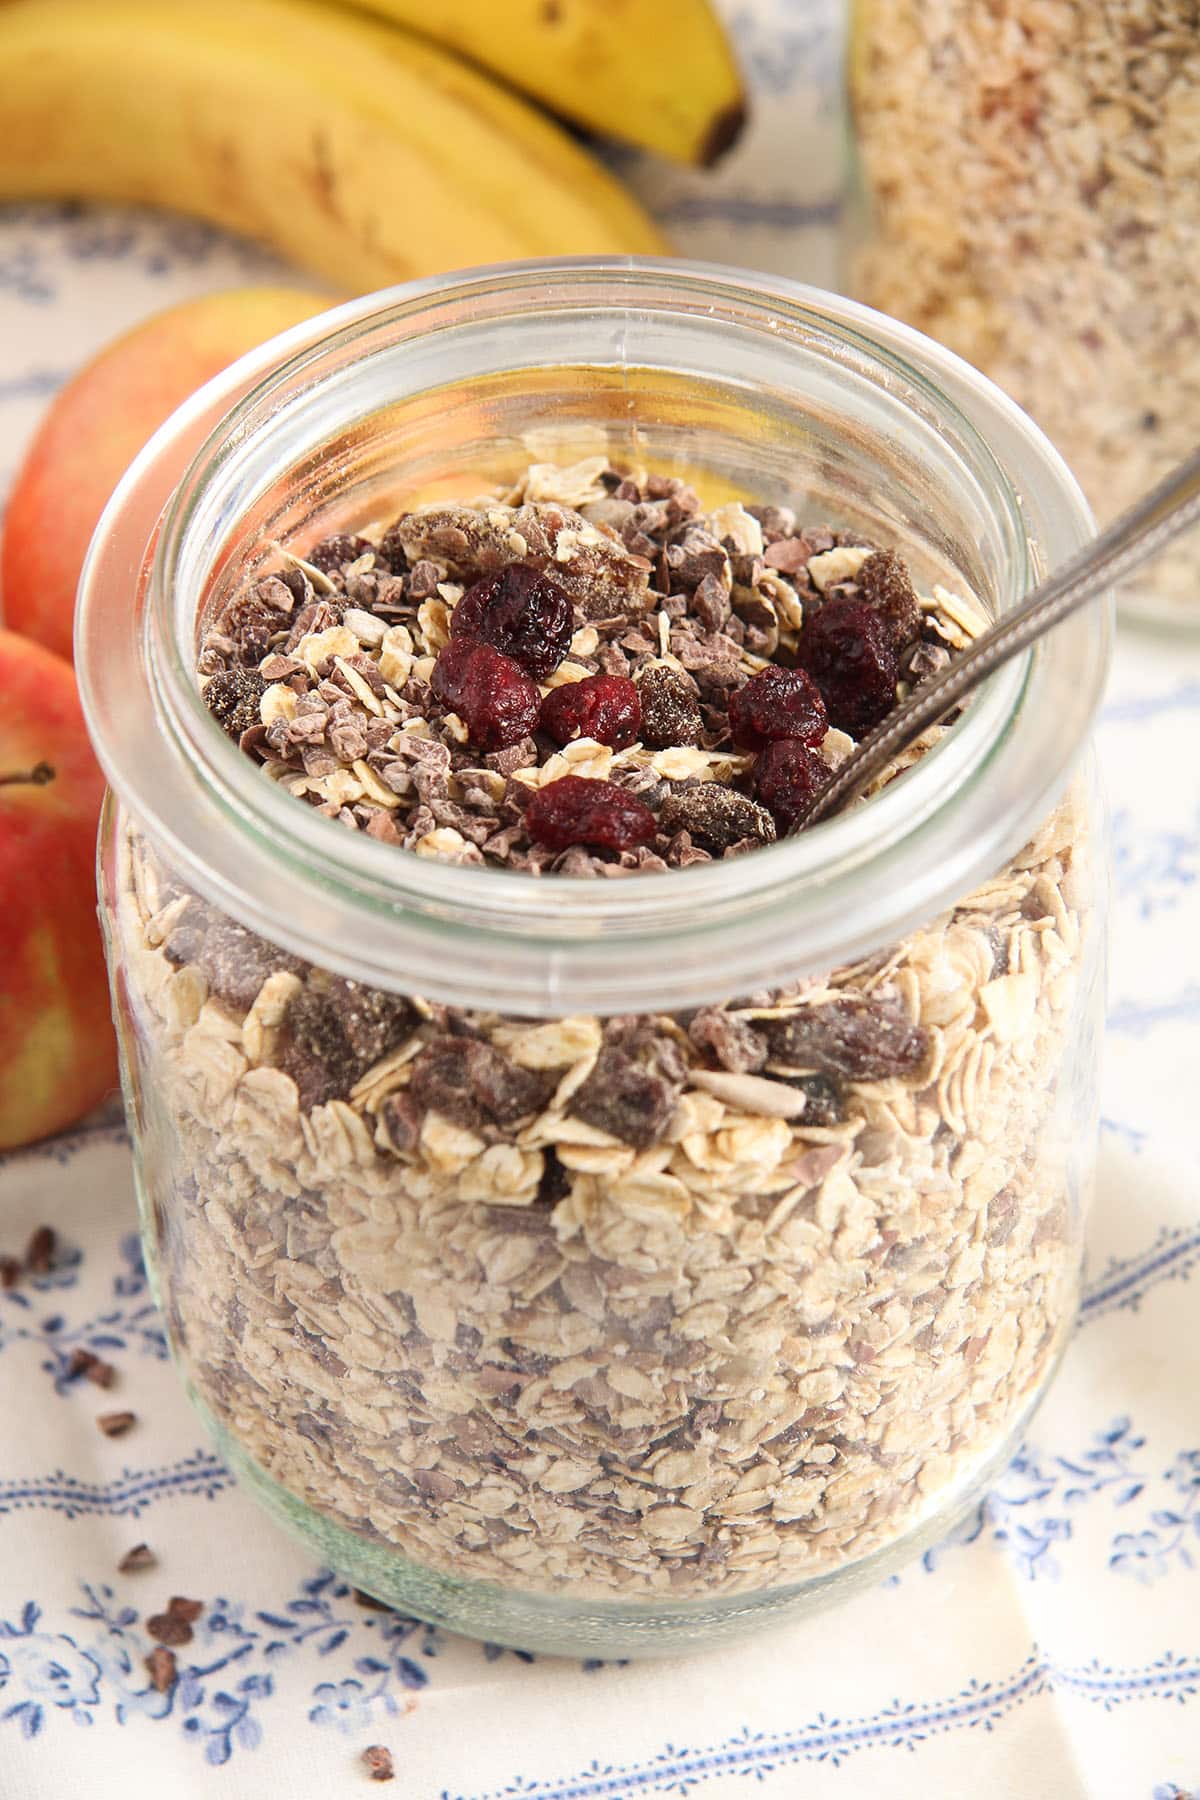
[353,0,746,169]
[0,0,745,291]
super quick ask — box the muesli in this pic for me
[115,458,1091,1600]
[851,0,1199,617]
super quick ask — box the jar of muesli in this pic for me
[78,261,1109,1656]
[847,0,1200,627]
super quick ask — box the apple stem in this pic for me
[0,761,56,788]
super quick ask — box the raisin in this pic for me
[569,1046,676,1149]
[407,1035,548,1131]
[765,997,929,1080]
[306,533,377,574]
[283,975,415,1103]
[728,666,827,751]
[540,675,641,748]
[525,776,657,853]
[754,739,832,830]
[660,784,776,852]
[403,1039,483,1125]
[330,979,417,1065]
[858,548,923,651]
[797,598,899,735]
[430,637,541,751]
[203,667,266,738]
[191,917,299,1012]
[636,665,702,748]
[451,562,574,679]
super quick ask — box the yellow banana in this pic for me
[343,0,747,166]
[0,0,667,293]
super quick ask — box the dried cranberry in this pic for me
[540,675,641,748]
[754,739,832,830]
[727,666,827,751]
[525,775,657,852]
[451,563,574,679]
[430,637,541,751]
[797,597,899,735]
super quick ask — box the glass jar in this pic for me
[847,0,1199,628]
[77,260,1109,1657]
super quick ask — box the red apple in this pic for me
[1,285,331,662]
[0,630,116,1149]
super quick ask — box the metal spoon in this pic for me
[796,446,1200,827]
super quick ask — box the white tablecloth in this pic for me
[2,3,1198,1794]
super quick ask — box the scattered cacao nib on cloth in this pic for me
[96,1410,136,1438]
[361,1744,396,1782]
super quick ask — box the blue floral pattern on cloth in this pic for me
[2,1,1199,1791]
[0,1571,437,1764]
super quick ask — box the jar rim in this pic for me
[77,257,1110,1014]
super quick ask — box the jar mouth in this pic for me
[77,258,1109,1013]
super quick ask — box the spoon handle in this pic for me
[798,444,1200,826]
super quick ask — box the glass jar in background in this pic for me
[78,262,1109,1656]
[848,1,1199,628]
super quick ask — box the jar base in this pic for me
[188,1328,1073,1660]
